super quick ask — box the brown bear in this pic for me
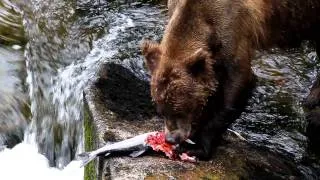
[141,0,320,159]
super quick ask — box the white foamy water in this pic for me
[0,143,83,180]
[0,11,137,180]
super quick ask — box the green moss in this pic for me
[83,98,97,180]
[0,1,27,46]
[21,102,31,122]
[53,123,63,145]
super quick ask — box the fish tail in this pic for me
[77,152,98,168]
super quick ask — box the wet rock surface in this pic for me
[83,62,312,180]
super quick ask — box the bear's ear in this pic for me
[141,40,162,73]
[186,48,208,76]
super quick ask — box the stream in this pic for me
[0,0,319,179]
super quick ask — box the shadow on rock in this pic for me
[95,63,155,121]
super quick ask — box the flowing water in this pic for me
[0,0,166,179]
[0,0,319,179]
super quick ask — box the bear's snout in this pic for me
[165,132,182,145]
[164,128,190,145]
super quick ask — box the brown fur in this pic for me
[142,0,320,158]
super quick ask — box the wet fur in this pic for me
[142,0,320,159]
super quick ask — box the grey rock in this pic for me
[84,62,303,180]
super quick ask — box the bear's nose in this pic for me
[165,133,181,145]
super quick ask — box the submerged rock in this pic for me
[0,1,26,46]
[84,62,305,179]
[305,107,320,157]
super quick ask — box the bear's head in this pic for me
[141,40,218,145]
